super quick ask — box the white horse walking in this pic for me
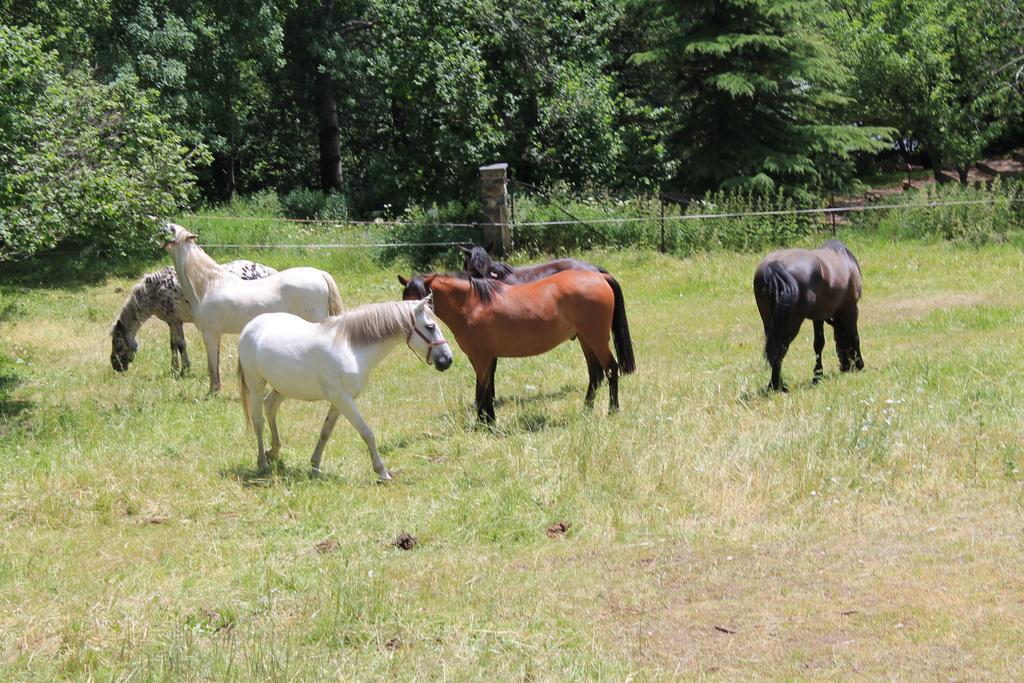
[238,297,453,480]
[163,222,344,392]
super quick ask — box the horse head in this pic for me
[398,274,432,300]
[459,245,493,279]
[110,320,138,372]
[161,222,197,252]
[832,322,863,372]
[408,296,452,371]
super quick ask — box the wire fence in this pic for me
[181,196,1024,251]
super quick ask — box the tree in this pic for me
[0,25,207,260]
[632,0,892,197]
[830,0,1024,183]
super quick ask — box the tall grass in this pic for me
[850,178,1024,243]
[175,182,1023,270]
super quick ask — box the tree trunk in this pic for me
[317,72,343,194]
[923,145,944,182]
[957,165,969,185]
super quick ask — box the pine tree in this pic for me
[633,0,891,197]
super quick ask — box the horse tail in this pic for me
[756,262,800,364]
[606,276,636,374]
[239,359,252,432]
[323,272,343,317]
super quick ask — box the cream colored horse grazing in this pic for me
[163,222,344,392]
[238,297,453,480]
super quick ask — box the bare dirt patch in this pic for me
[864,292,986,324]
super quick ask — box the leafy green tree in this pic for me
[830,0,1023,182]
[632,0,891,197]
[0,25,206,260]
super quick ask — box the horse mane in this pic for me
[452,272,504,302]
[180,240,232,300]
[329,300,415,346]
[488,260,515,279]
[821,239,861,272]
[465,246,515,280]
[111,269,168,336]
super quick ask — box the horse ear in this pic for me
[186,234,198,242]
[397,274,409,286]
[458,245,472,254]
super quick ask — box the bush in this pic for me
[0,25,208,260]
[851,179,1024,244]
[280,188,349,221]
[511,187,820,256]
[381,201,482,269]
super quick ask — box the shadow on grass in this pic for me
[219,461,347,487]
[738,373,849,402]
[493,383,579,409]
[0,357,33,425]
[0,248,165,291]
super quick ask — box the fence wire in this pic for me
[182,197,1022,250]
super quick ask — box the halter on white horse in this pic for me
[404,293,449,364]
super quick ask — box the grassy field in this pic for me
[2,228,1023,679]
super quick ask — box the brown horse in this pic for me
[459,245,607,283]
[398,271,635,423]
[753,239,864,392]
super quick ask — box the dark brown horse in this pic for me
[753,239,864,392]
[398,271,635,423]
[459,245,607,283]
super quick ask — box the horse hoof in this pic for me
[309,468,321,479]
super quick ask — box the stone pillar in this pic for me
[479,162,511,255]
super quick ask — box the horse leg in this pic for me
[836,306,865,371]
[167,322,180,374]
[247,377,270,474]
[579,330,619,413]
[485,358,497,423]
[580,342,604,409]
[170,320,189,375]
[333,394,391,481]
[607,361,620,413]
[264,390,285,463]
[812,320,825,384]
[471,356,497,424]
[309,405,341,477]
[768,317,803,392]
[203,330,221,393]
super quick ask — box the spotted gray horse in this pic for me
[110,261,277,373]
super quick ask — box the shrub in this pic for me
[0,25,208,260]
[851,179,1024,244]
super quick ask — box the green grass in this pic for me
[2,229,1024,679]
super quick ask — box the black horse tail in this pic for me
[606,276,636,374]
[757,262,800,364]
